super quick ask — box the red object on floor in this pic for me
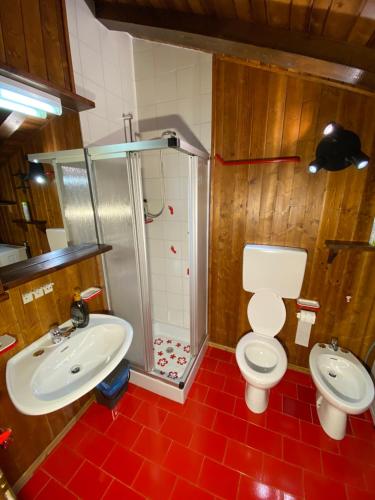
[20,347,375,499]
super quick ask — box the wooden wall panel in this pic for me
[0,256,107,485]
[210,56,375,368]
[0,0,74,90]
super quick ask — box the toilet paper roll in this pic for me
[295,310,316,347]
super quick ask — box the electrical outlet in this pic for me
[43,283,54,294]
[32,288,44,300]
[22,292,33,304]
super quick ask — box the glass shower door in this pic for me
[88,153,153,371]
[54,160,97,245]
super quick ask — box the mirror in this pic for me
[0,111,98,269]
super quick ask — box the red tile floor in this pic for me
[19,346,375,499]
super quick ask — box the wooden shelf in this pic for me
[0,201,16,206]
[0,243,112,291]
[12,219,46,225]
[326,240,375,263]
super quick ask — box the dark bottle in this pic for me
[23,240,32,259]
[71,287,89,328]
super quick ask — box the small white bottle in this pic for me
[21,201,31,222]
[370,218,375,246]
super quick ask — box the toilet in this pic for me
[309,342,374,440]
[236,244,307,413]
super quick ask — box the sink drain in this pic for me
[70,365,81,375]
[166,347,174,354]
[328,371,337,378]
[33,349,44,357]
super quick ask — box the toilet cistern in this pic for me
[236,244,307,414]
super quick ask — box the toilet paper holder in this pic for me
[295,299,320,347]
[296,298,320,312]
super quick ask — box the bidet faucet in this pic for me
[49,323,76,344]
[330,337,339,351]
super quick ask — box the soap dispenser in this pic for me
[71,287,89,328]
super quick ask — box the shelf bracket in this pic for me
[327,249,338,263]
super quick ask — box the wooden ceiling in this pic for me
[100,0,375,47]
[94,0,375,93]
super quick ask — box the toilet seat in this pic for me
[247,290,286,337]
[236,333,287,389]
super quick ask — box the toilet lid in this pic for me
[247,291,286,337]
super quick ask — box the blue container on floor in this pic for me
[95,359,130,408]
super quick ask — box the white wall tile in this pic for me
[133,39,212,331]
[80,43,104,86]
[151,273,166,292]
[200,62,212,94]
[166,276,183,294]
[69,34,82,76]
[155,72,177,103]
[152,290,167,308]
[134,50,154,81]
[153,306,168,323]
[165,258,183,277]
[83,79,107,119]
[167,292,184,310]
[65,0,77,37]
[167,309,184,327]
[86,112,109,145]
[154,45,177,73]
[137,79,156,106]
[164,178,181,200]
[67,7,137,147]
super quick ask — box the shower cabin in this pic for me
[28,136,209,402]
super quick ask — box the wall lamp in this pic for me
[27,160,48,184]
[0,75,62,119]
[308,122,370,174]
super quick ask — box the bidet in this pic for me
[309,342,374,439]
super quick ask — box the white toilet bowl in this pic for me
[235,244,307,414]
[309,343,374,440]
[236,333,287,413]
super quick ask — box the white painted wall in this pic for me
[65,0,137,146]
[133,39,212,334]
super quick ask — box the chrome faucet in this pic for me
[330,337,339,351]
[49,323,75,345]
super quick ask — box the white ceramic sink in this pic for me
[6,314,133,415]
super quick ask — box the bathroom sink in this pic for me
[6,314,133,415]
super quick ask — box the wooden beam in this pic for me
[0,111,25,139]
[94,1,375,94]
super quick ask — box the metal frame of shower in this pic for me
[28,136,210,389]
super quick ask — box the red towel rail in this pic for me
[215,154,301,166]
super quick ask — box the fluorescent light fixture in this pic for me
[0,98,47,118]
[0,75,62,118]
